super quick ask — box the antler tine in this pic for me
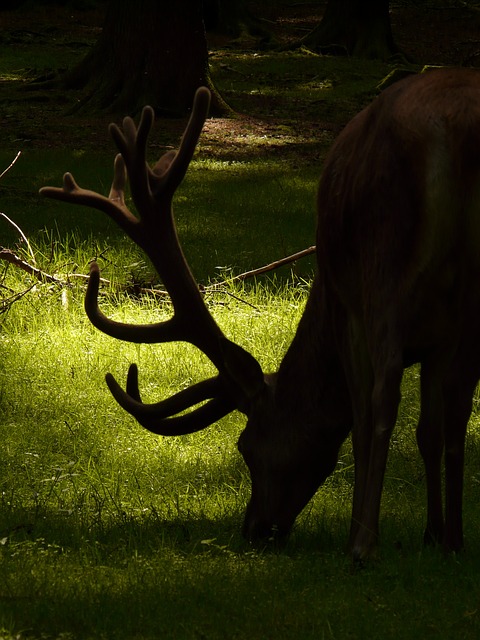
[163,87,211,195]
[106,364,235,436]
[84,261,183,343]
[39,164,139,240]
[108,106,155,217]
[108,154,127,205]
[109,105,153,163]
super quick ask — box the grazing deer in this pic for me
[41,67,480,562]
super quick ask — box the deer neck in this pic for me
[274,277,352,437]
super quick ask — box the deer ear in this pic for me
[220,337,266,404]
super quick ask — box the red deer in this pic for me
[40,68,480,562]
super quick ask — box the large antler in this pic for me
[40,88,261,434]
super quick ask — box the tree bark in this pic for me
[300,0,399,60]
[62,0,229,116]
[204,0,272,44]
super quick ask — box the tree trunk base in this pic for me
[57,1,231,118]
[292,1,401,61]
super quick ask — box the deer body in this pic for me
[312,68,480,557]
[41,68,480,561]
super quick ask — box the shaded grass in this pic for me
[0,151,318,281]
[211,50,389,124]
[2,540,480,640]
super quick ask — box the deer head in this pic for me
[41,68,480,562]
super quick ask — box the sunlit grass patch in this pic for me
[3,217,480,639]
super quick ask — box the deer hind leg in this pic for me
[416,359,446,546]
[441,297,480,552]
[351,350,404,563]
[442,371,477,552]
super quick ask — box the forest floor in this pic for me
[1,7,480,639]
[0,1,478,161]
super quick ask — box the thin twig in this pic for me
[0,151,21,180]
[0,249,166,295]
[0,212,36,266]
[0,283,36,313]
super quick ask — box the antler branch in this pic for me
[40,87,251,432]
[106,364,235,436]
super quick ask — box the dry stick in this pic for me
[203,245,317,311]
[208,245,317,287]
[0,212,37,267]
[0,249,111,288]
[0,247,157,292]
[0,247,64,285]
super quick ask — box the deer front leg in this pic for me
[340,321,374,549]
[349,412,373,550]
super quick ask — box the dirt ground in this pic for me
[0,1,479,154]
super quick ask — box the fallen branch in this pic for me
[0,247,65,285]
[1,244,317,301]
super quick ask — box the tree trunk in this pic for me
[204,0,272,44]
[301,0,399,60]
[62,0,229,116]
